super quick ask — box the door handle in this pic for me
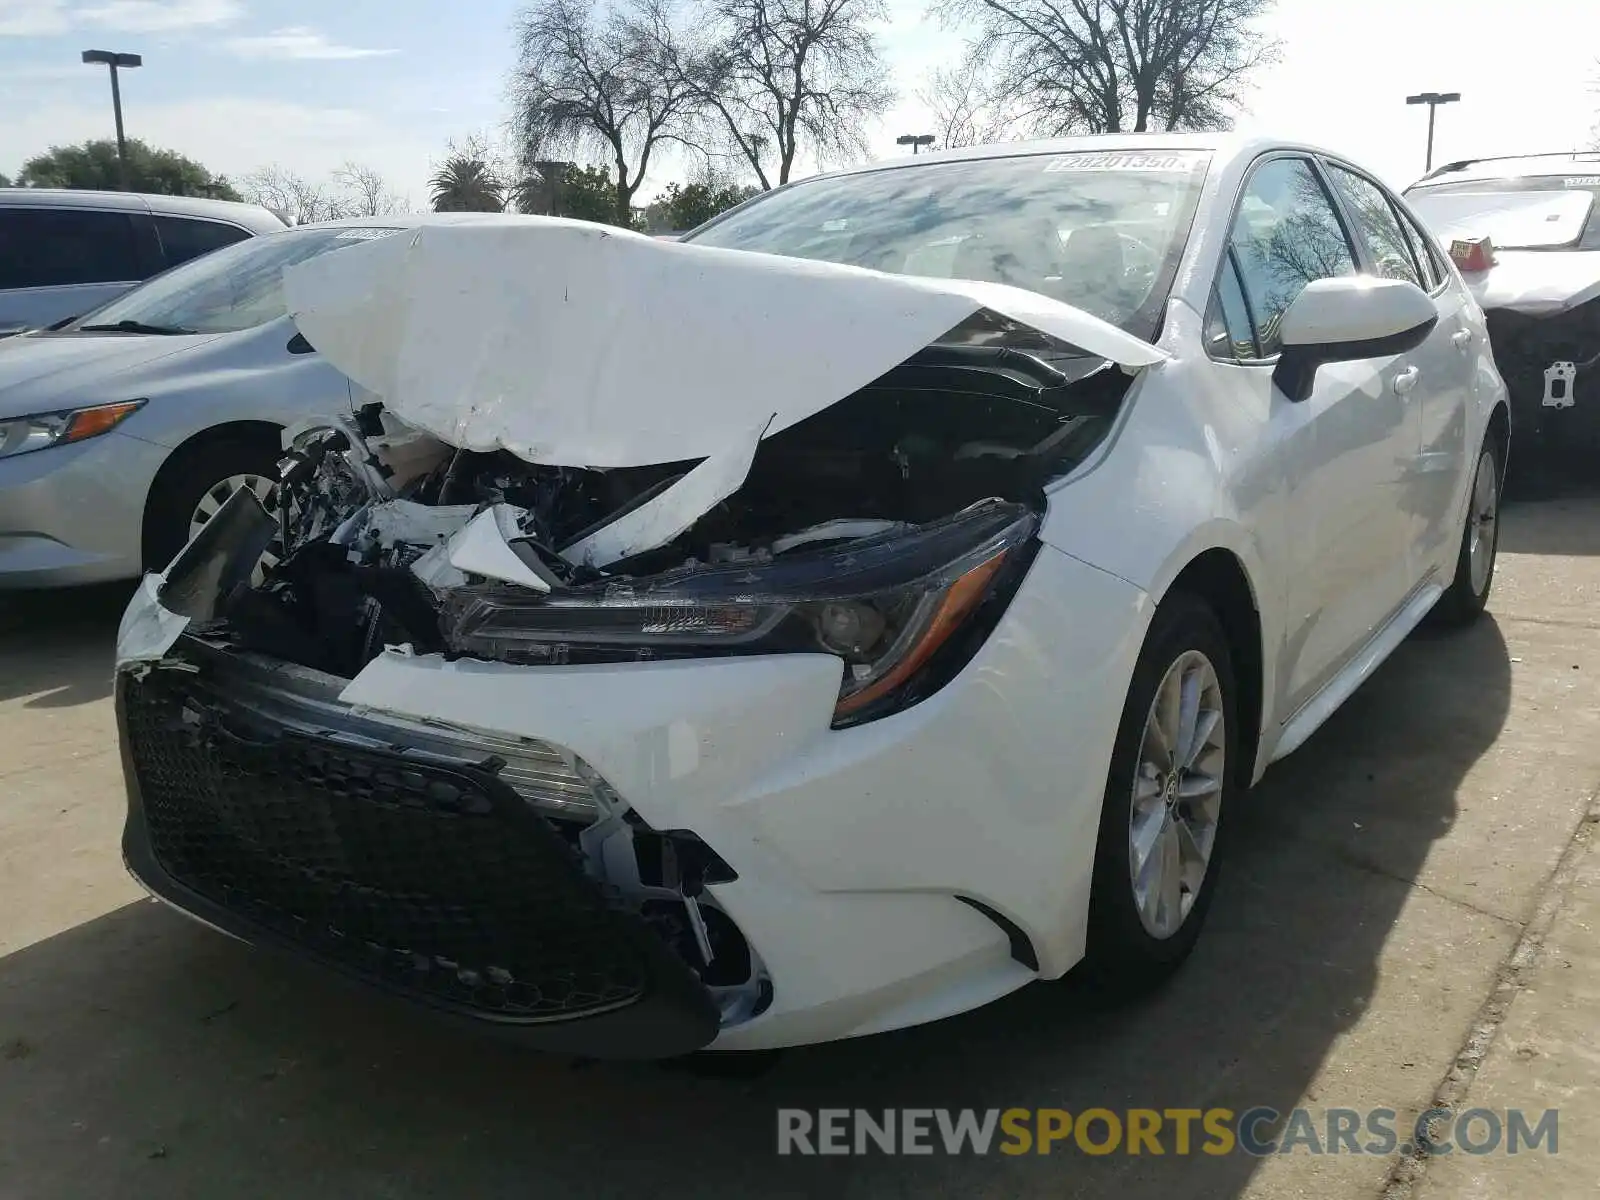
[1452,330,1474,351]
[1393,365,1421,395]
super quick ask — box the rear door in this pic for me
[1323,161,1471,574]
[1205,155,1420,716]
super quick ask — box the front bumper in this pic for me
[0,431,165,588]
[118,665,723,1058]
[115,543,1150,1053]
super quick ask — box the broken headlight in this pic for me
[443,499,1040,726]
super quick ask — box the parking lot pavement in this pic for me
[2,499,1599,1200]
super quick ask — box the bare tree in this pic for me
[932,0,1281,136]
[680,0,895,188]
[239,165,356,225]
[333,162,406,216]
[511,0,703,225]
[918,49,1020,149]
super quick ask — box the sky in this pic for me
[1,0,1597,208]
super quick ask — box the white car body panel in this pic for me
[114,134,1512,1051]
[282,216,1166,470]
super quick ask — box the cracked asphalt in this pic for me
[2,495,1599,1199]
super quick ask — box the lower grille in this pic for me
[122,669,683,1025]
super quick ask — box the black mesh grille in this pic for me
[123,670,657,1023]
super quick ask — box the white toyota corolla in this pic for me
[114,134,1509,1059]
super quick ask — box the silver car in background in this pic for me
[0,188,286,337]
[0,217,427,589]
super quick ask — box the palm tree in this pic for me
[429,155,505,213]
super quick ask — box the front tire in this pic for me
[1430,436,1502,628]
[1083,592,1237,993]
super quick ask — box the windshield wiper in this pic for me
[77,319,195,335]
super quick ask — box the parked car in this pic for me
[114,135,1509,1059]
[0,188,286,337]
[0,217,430,589]
[1405,152,1600,479]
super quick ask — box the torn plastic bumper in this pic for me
[116,641,749,1058]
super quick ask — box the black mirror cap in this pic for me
[1273,314,1438,403]
[287,331,315,355]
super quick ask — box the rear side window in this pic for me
[1228,157,1358,357]
[1324,163,1425,289]
[155,216,251,267]
[0,208,141,289]
[1393,205,1445,291]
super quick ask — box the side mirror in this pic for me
[287,331,316,355]
[1273,276,1438,402]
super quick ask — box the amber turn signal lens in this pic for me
[62,401,144,443]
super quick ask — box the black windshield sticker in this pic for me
[1043,152,1202,173]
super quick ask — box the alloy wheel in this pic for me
[1128,649,1226,940]
[1467,448,1499,597]
[188,472,284,587]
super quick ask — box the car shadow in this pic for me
[0,582,133,708]
[0,611,1512,1199]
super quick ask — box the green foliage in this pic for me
[429,155,506,212]
[655,180,758,231]
[557,164,627,224]
[16,138,240,199]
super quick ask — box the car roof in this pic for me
[745,132,1378,193]
[0,186,286,232]
[1407,151,1600,189]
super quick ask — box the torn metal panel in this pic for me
[282,216,1166,474]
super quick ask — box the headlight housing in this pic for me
[0,400,145,459]
[443,499,1040,726]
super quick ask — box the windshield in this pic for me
[685,150,1211,336]
[1407,177,1600,251]
[71,225,402,335]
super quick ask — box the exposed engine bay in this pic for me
[133,311,1138,1032]
[171,314,1130,695]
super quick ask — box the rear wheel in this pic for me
[142,435,284,580]
[1083,593,1237,993]
[1430,436,1502,627]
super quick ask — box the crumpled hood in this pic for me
[282,215,1167,471]
[0,331,219,420]
[1461,251,1600,317]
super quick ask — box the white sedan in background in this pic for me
[115,134,1509,1058]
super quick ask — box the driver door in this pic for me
[1205,155,1419,719]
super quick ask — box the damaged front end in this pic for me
[117,293,1147,1055]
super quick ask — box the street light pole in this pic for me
[81,50,143,191]
[1405,91,1461,173]
[895,133,935,155]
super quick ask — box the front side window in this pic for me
[1228,157,1358,357]
[1205,250,1258,361]
[69,225,399,335]
[0,208,140,289]
[1325,163,1425,288]
[687,150,1212,339]
[155,216,252,268]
